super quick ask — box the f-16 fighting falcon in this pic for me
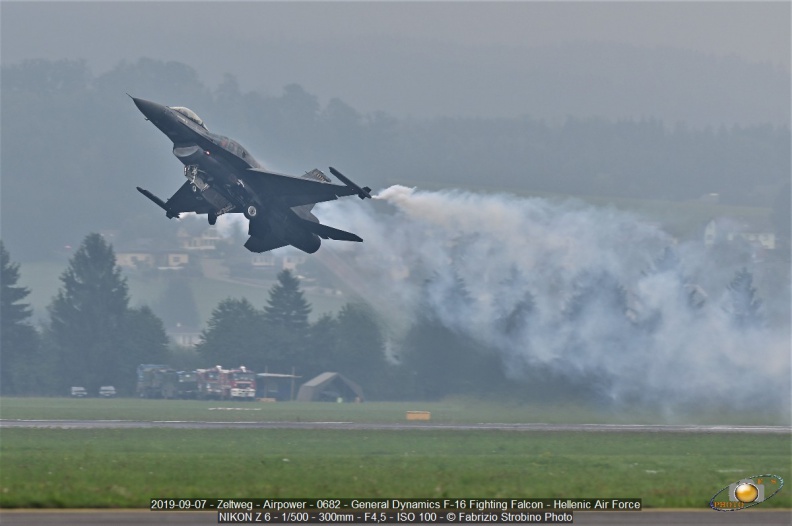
[131,96,371,254]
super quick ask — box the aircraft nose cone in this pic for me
[131,97,165,121]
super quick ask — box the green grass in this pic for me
[1,428,789,509]
[2,397,789,426]
[2,400,789,510]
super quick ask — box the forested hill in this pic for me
[1,58,789,260]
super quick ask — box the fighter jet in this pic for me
[131,97,371,254]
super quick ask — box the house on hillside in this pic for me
[178,226,223,251]
[167,323,202,348]
[228,250,308,279]
[704,217,776,263]
[252,253,278,269]
[250,252,306,271]
[117,249,190,270]
[282,253,307,271]
[704,218,776,250]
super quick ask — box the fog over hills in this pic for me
[2,2,788,127]
[217,37,788,128]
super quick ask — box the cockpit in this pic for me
[169,106,207,129]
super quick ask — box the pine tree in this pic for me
[561,269,634,394]
[262,270,311,370]
[401,314,502,400]
[421,271,474,332]
[263,270,311,330]
[725,267,764,328]
[304,313,339,379]
[0,242,39,394]
[649,247,682,274]
[195,298,265,369]
[334,303,388,397]
[119,306,169,392]
[500,291,535,338]
[400,275,505,400]
[564,270,628,323]
[46,233,167,395]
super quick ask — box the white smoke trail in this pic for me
[315,186,790,414]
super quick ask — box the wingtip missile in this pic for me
[137,187,179,218]
[329,166,372,200]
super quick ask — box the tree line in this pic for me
[1,235,168,396]
[0,234,393,398]
[194,272,393,399]
[1,234,768,403]
[1,58,789,261]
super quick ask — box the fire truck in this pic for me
[137,364,177,399]
[220,366,257,400]
[176,371,199,399]
[196,366,224,400]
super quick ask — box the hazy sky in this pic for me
[2,1,790,121]
[3,2,789,68]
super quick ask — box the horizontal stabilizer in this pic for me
[299,218,362,242]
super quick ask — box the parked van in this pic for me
[99,386,117,398]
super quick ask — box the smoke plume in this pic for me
[316,186,790,414]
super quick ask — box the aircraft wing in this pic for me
[163,181,215,215]
[246,168,359,208]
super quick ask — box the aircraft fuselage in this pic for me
[132,97,326,253]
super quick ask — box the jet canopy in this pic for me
[169,106,206,129]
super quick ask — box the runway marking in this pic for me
[207,407,262,410]
[1,419,790,434]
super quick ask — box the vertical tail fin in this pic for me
[301,169,331,183]
[295,169,331,212]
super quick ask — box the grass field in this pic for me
[1,429,789,509]
[1,397,789,426]
[1,398,790,509]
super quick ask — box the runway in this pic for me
[1,509,790,525]
[1,419,790,433]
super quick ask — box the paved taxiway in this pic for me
[1,509,791,525]
[1,419,790,433]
